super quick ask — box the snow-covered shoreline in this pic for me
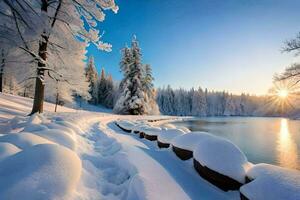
[0,93,299,200]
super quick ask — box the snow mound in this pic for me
[27,114,44,125]
[0,144,82,200]
[0,143,21,161]
[117,120,136,131]
[143,127,162,136]
[32,129,76,150]
[177,126,191,133]
[194,136,248,183]
[23,124,49,132]
[45,123,75,137]
[0,132,53,149]
[56,120,83,134]
[158,129,186,144]
[131,124,151,133]
[161,123,177,129]
[240,163,300,200]
[172,131,216,151]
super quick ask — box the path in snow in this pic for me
[76,120,136,200]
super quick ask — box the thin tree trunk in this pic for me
[30,0,48,115]
[0,49,4,93]
[55,89,59,112]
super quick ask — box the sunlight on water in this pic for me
[276,119,299,169]
[172,117,300,170]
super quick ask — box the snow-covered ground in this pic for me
[0,93,243,199]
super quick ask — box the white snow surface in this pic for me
[0,132,54,149]
[0,142,21,161]
[240,163,300,200]
[158,129,186,144]
[172,131,217,151]
[0,144,82,200]
[143,126,162,136]
[117,120,136,130]
[193,136,249,183]
[0,93,239,200]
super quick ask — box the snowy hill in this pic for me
[0,93,241,199]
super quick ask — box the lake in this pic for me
[171,117,300,170]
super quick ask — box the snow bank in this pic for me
[0,144,82,200]
[32,129,77,150]
[172,131,215,152]
[0,143,21,161]
[240,164,300,200]
[0,132,53,149]
[158,129,185,144]
[193,137,248,183]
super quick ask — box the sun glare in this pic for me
[277,89,289,99]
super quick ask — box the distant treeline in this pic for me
[156,86,299,117]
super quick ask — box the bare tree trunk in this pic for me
[0,49,4,93]
[30,0,48,115]
[55,89,59,112]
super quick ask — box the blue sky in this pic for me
[86,0,300,95]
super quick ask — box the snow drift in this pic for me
[0,144,81,200]
[240,163,300,200]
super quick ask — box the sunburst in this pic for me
[267,80,298,114]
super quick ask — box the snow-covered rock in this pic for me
[172,131,215,152]
[117,120,136,132]
[0,132,53,149]
[240,163,300,200]
[32,129,77,150]
[157,129,185,148]
[131,123,151,133]
[171,131,216,160]
[0,143,21,161]
[143,127,162,136]
[193,136,249,191]
[143,127,162,141]
[161,123,177,129]
[0,144,82,200]
[176,126,191,133]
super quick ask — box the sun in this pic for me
[277,89,289,99]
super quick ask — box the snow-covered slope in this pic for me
[0,93,239,200]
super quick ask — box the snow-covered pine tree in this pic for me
[191,87,207,116]
[113,46,133,114]
[98,68,107,105]
[142,64,159,114]
[103,74,115,108]
[85,56,98,104]
[114,36,158,115]
[119,46,132,91]
[124,36,146,115]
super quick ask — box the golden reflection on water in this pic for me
[277,119,299,169]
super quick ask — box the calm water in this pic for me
[171,117,300,170]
